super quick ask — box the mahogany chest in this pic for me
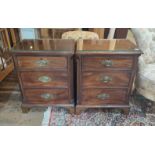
[76,39,141,114]
[12,39,75,113]
[12,39,141,114]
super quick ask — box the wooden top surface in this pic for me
[76,39,141,54]
[12,39,75,52]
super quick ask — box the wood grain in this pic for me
[80,88,127,105]
[17,56,67,70]
[12,39,75,111]
[82,71,131,88]
[82,56,133,71]
[0,63,14,81]
[24,89,69,104]
[20,71,68,88]
[76,39,142,112]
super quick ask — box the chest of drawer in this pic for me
[16,56,67,70]
[20,71,68,88]
[24,89,69,104]
[82,71,131,88]
[82,56,133,71]
[80,88,127,105]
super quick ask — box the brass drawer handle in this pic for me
[36,60,49,67]
[97,93,110,100]
[100,76,112,83]
[41,93,54,100]
[38,76,52,83]
[101,60,113,67]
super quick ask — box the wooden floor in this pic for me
[0,70,44,126]
[0,70,20,102]
[0,70,19,89]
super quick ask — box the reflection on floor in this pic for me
[0,71,45,125]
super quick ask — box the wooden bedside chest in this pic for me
[76,39,142,114]
[12,39,75,113]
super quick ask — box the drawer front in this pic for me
[20,72,68,88]
[82,56,133,70]
[80,89,127,105]
[17,56,67,70]
[82,71,131,88]
[24,89,69,104]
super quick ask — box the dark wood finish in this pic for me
[76,39,141,114]
[17,56,67,70]
[24,89,69,104]
[104,28,128,39]
[81,88,127,105]
[20,71,68,88]
[12,39,75,51]
[82,56,133,70]
[114,28,128,39]
[82,71,131,88]
[12,39,75,113]
[12,38,141,115]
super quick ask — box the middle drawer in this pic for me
[20,71,68,88]
[82,70,131,88]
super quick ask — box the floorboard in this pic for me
[0,70,44,126]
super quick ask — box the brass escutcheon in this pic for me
[97,93,110,100]
[41,93,54,100]
[38,76,52,83]
[100,75,112,83]
[36,59,49,67]
[101,60,113,67]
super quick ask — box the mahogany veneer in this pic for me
[12,39,75,113]
[12,39,142,115]
[76,39,142,114]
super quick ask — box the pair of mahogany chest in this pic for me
[12,39,141,114]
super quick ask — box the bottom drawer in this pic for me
[80,89,127,105]
[24,89,69,104]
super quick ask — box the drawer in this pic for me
[82,56,133,71]
[24,89,69,104]
[17,56,67,70]
[80,89,127,105]
[82,71,131,88]
[20,71,68,88]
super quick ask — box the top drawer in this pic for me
[16,56,67,70]
[82,56,133,71]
